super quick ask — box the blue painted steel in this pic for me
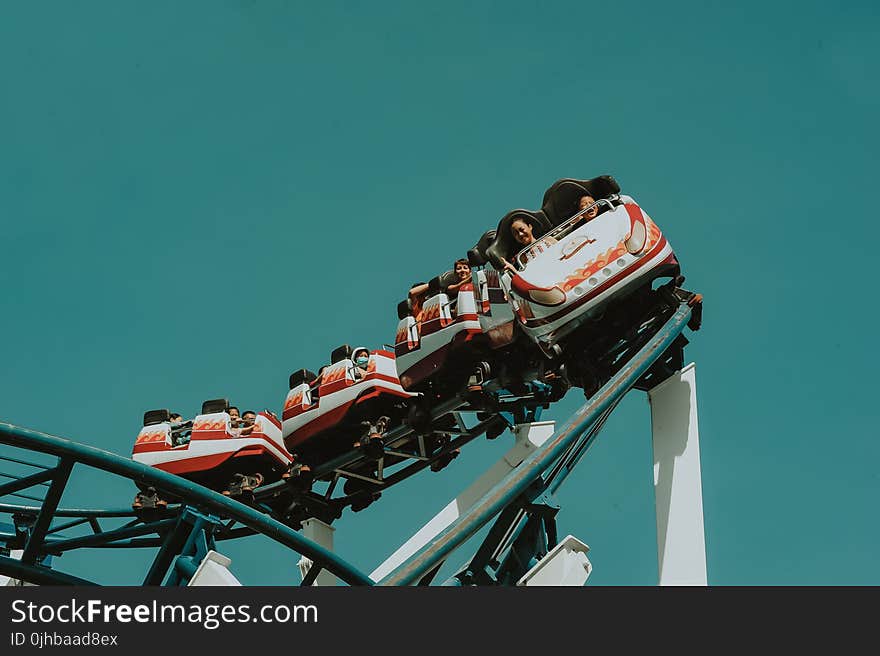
[546,405,618,496]
[0,502,156,518]
[0,454,51,469]
[0,423,373,586]
[377,303,694,586]
[165,509,221,586]
[0,554,96,586]
[0,469,54,495]
[466,404,614,582]
[22,459,73,564]
[46,518,178,553]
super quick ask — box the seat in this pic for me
[467,229,497,267]
[143,409,171,426]
[289,369,318,390]
[430,270,461,294]
[541,175,621,226]
[201,398,229,415]
[484,209,552,270]
[397,299,411,320]
[330,344,353,364]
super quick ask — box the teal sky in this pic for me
[1,1,878,585]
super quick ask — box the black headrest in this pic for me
[143,409,171,426]
[485,209,551,269]
[476,229,497,255]
[467,229,496,267]
[427,276,441,296]
[201,398,229,415]
[397,299,411,320]
[289,369,317,390]
[541,175,621,226]
[330,344,353,364]
[438,269,460,293]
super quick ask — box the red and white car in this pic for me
[393,176,681,398]
[282,346,416,466]
[393,221,532,395]
[486,176,680,356]
[131,400,291,497]
[393,277,486,392]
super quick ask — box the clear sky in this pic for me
[1,1,877,585]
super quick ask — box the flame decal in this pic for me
[284,391,305,411]
[192,420,227,431]
[560,241,628,292]
[135,431,168,444]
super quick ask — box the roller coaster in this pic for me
[0,175,704,586]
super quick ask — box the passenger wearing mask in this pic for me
[352,347,371,380]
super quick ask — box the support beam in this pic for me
[21,459,73,564]
[370,421,556,583]
[0,468,56,497]
[298,518,336,586]
[648,362,707,586]
[0,551,91,586]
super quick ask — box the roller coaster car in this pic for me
[131,399,291,500]
[282,347,417,468]
[393,268,488,394]
[483,175,681,358]
[394,231,569,403]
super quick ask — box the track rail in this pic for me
[0,286,699,586]
[376,300,695,585]
[0,424,374,586]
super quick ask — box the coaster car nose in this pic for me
[510,275,567,307]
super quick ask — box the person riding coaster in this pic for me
[397,174,685,401]
[481,175,681,363]
[130,399,291,508]
[281,345,418,475]
[394,246,571,426]
[394,264,484,396]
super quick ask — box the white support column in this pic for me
[517,535,593,586]
[648,362,707,585]
[187,550,242,586]
[370,420,557,583]
[0,549,25,587]
[297,518,337,586]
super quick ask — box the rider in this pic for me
[577,194,599,221]
[169,412,192,446]
[352,347,371,380]
[503,216,557,273]
[239,410,258,435]
[445,258,473,295]
[408,282,429,323]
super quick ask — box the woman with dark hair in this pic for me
[503,216,557,273]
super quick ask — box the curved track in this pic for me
[0,286,700,586]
